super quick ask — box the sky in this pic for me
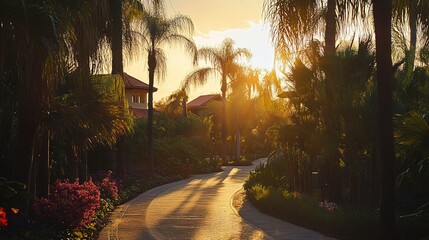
[125,0,275,102]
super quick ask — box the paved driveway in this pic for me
[98,159,335,240]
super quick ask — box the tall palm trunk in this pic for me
[148,49,156,171]
[182,98,188,117]
[235,115,241,161]
[36,131,50,198]
[14,45,45,212]
[235,100,241,161]
[323,0,342,203]
[373,0,396,238]
[111,0,126,178]
[324,0,336,56]
[75,46,91,181]
[221,75,227,163]
[111,0,124,75]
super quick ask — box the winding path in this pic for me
[98,159,335,240]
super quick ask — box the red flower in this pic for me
[34,178,100,230]
[0,207,7,228]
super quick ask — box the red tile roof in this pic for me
[187,94,221,109]
[123,73,157,92]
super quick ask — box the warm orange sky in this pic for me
[125,0,274,102]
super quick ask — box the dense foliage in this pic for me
[245,161,429,240]
[126,109,220,176]
[244,29,429,240]
[34,179,100,230]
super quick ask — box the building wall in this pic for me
[126,89,148,109]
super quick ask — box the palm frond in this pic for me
[182,67,217,91]
[395,112,429,147]
[263,0,319,58]
[42,74,133,150]
[161,34,198,64]
[122,0,146,63]
[154,48,167,82]
[168,14,195,36]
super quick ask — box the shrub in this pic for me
[96,171,119,200]
[34,179,100,230]
[0,207,7,228]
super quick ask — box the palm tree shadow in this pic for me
[141,167,260,239]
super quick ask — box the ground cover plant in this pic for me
[245,159,429,240]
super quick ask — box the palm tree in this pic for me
[109,0,145,178]
[263,0,370,203]
[182,38,251,163]
[230,67,259,160]
[373,0,396,238]
[258,69,282,110]
[0,1,68,208]
[393,0,429,81]
[140,0,197,170]
[263,0,369,59]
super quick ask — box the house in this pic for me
[187,94,222,115]
[122,72,158,118]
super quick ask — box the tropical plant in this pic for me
[264,0,374,203]
[96,172,119,200]
[393,0,429,82]
[155,88,189,117]
[44,74,133,179]
[373,0,396,238]
[139,0,197,171]
[183,38,251,162]
[34,179,100,230]
[108,0,145,178]
[228,66,260,160]
[0,1,69,208]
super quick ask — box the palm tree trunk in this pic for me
[111,0,126,178]
[373,0,396,238]
[36,130,50,198]
[80,150,88,181]
[111,0,123,75]
[235,107,241,161]
[323,0,342,203]
[324,0,336,56]
[148,50,156,171]
[14,120,36,212]
[221,77,227,163]
[182,97,188,117]
[14,47,44,212]
[69,146,80,179]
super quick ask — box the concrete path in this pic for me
[98,159,336,240]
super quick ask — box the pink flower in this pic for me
[34,178,100,230]
[319,200,338,211]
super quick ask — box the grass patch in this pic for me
[245,184,429,240]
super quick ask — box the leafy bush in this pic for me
[0,207,6,228]
[126,114,215,175]
[244,159,288,191]
[34,179,100,230]
[96,171,119,200]
[245,166,429,240]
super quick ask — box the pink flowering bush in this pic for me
[96,171,119,200]
[34,179,100,230]
[319,200,339,211]
[0,207,7,228]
